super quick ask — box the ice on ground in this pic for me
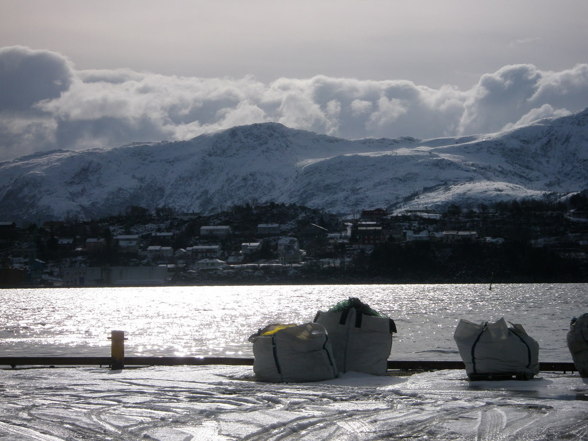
[0,366,586,440]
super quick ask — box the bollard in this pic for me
[109,330,127,370]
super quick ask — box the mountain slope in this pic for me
[1,110,587,223]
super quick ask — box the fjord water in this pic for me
[1,284,585,361]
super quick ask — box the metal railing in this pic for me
[0,330,576,373]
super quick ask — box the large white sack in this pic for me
[567,313,588,377]
[454,318,539,378]
[249,323,337,382]
[315,306,396,375]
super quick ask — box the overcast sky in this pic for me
[1,0,587,160]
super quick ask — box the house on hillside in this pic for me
[200,226,232,238]
[241,242,261,256]
[85,238,105,252]
[114,235,141,252]
[187,245,221,260]
[351,222,386,245]
[146,245,174,262]
[277,237,302,263]
[57,237,75,250]
[150,232,174,245]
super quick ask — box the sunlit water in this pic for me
[0,284,585,361]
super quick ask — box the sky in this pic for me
[0,0,587,160]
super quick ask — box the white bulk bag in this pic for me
[454,318,539,379]
[314,304,396,375]
[567,313,588,377]
[248,323,337,382]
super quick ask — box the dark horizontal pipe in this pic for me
[0,356,253,367]
[122,356,255,366]
[388,360,465,370]
[0,357,576,372]
[0,356,112,366]
[388,360,577,372]
[536,361,577,372]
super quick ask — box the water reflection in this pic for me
[0,284,585,361]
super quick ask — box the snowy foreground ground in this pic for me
[1,366,587,441]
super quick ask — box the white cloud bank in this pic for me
[1,46,587,160]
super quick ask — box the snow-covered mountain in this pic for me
[1,109,587,223]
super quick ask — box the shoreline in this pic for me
[4,277,588,289]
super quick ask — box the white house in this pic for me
[146,245,174,261]
[114,235,141,252]
[241,242,261,255]
[277,237,302,263]
[187,245,221,260]
[150,232,174,244]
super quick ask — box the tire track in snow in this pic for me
[476,407,506,441]
[0,420,64,441]
[1,367,586,440]
[519,411,588,441]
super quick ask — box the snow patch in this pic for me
[0,366,585,440]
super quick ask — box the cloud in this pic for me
[531,64,588,110]
[0,46,73,112]
[458,64,543,134]
[1,46,587,161]
[0,47,74,158]
[503,104,571,131]
[458,64,588,135]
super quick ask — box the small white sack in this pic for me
[567,313,588,377]
[249,323,337,382]
[454,318,539,378]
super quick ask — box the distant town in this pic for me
[2,194,588,287]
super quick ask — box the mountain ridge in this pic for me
[1,109,587,223]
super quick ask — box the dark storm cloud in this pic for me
[0,47,74,159]
[1,47,587,161]
[0,46,73,111]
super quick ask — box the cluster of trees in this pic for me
[363,240,584,283]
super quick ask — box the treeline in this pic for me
[362,240,585,283]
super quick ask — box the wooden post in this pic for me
[109,330,126,370]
